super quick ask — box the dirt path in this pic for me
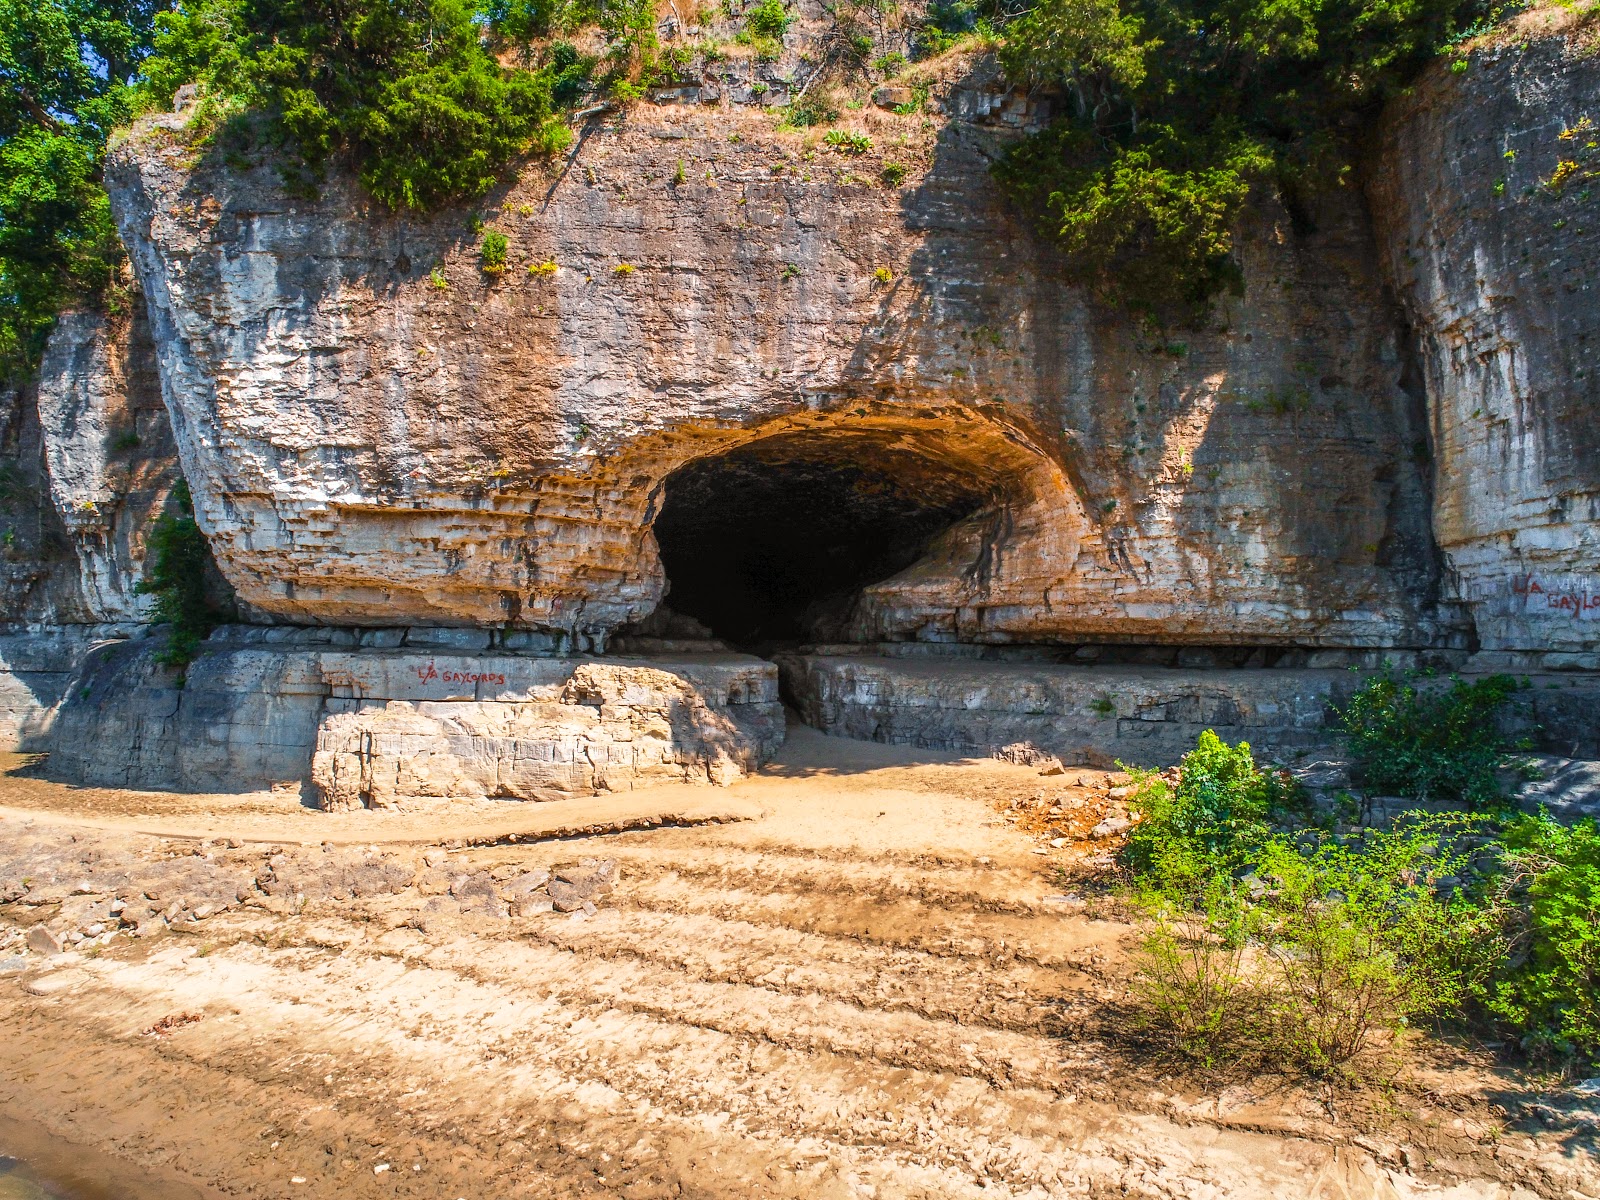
[0,728,1593,1199]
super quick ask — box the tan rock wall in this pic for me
[106,71,1448,649]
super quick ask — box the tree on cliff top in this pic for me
[140,0,569,209]
[0,0,160,377]
[992,0,1499,316]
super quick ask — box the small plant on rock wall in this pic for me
[881,162,908,186]
[480,231,510,275]
[135,480,225,676]
[825,129,873,154]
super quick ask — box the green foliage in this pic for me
[1127,730,1509,1073]
[914,0,1003,58]
[994,0,1497,314]
[1124,729,1298,901]
[1128,729,1600,1073]
[782,86,839,127]
[545,40,596,107]
[479,229,509,274]
[1336,670,1525,806]
[1491,813,1600,1063]
[881,161,907,186]
[134,479,224,672]
[742,0,790,40]
[141,0,569,211]
[0,0,157,378]
[824,128,872,154]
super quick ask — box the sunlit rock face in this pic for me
[105,66,1456,653]
[1371,30,1600,662]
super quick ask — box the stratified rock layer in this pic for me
[46,629,783,800]
[1371,31,1600,660]
[106,66,1446,649]
[780,651,1600,766]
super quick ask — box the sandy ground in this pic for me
[0,725,1596,1200]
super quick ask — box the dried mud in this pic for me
[0,726,1594,1200]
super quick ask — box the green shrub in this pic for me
[1134,808,1506,1074]
[480,230,509,274]
[0,0,150,379]
[993,0,1496,313]
[1336,670,1525,806]
[1124,729,1297,901]
[1491,813,1600,1064]
[1134,906,1265,1066]
[140,0,569,212]
[742,0,791,40]
[545,40,596,108]
[1126,730,1514,1073]
[783,86,839,128]
[881,162,907,186]
[134,479,226,674]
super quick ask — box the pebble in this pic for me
[1049,837,1069,848]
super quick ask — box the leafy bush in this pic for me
[545,40,597,108]
[141,0,569,211]
[783,86,840,128]
[742,0,791,40]
[1134,907,1264,1066]
[1491,813,1600,1063]
[913,0,1001,58]
[994,0,1495,314]
[134,479,226,673]
[1127,730,1511,1073]
[1,0,152,378]
[1336,670,1525,806]
[479,230,509,274]
[1124,729,1297,901]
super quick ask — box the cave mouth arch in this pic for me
[649,427,1014,650]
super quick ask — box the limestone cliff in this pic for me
[0,298,180,626]
[1371,18,1600,663]
[105,61,1450,651]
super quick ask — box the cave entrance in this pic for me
[650,429,1004,649]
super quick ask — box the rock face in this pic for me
[46,627,783,801]
[34,305,180,622]
[780,650,1600,766]
[311,659,779,809]
[105,62,1449,651]
[1370,29,1600,662]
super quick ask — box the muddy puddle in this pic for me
[0,1118,213,1200]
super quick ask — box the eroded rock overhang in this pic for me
[106,90,1453,653]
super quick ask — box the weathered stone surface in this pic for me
[104,64,1448,650]
[34,305,181,622]
[0,625,146,750]
[1370,30,1600,658]
[311,661,776,808]
[46,630,783,799]
[779,651,1600,767]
